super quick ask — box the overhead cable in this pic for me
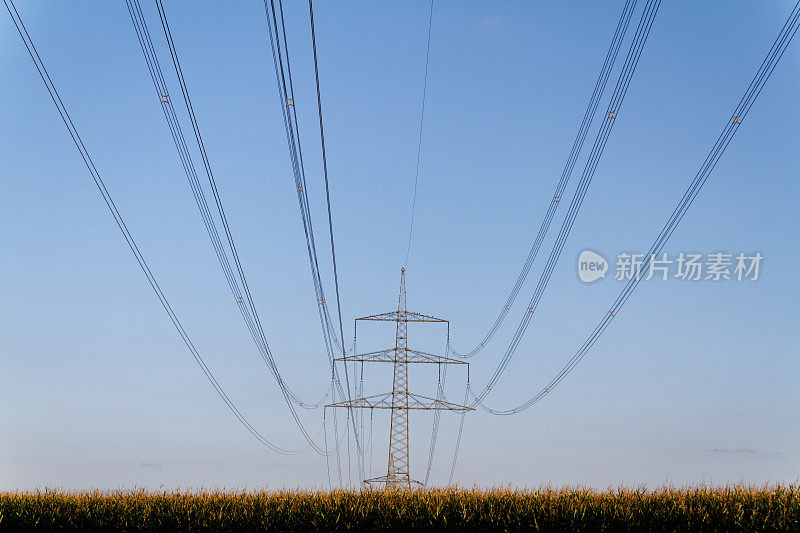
[471,0,800,415]
[404,0,435,268]
[3,0,318,456]
[447,0,638,358]
[471,0,662,405]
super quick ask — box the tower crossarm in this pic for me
[326,391,473,411]
[356,310,447,323]
[334,347,467,365]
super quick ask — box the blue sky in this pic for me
[1,1,798,490]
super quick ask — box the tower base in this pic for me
[364,473,423,490]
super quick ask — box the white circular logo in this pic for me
[578,250,608,283]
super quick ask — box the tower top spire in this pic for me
[398,268,407,314]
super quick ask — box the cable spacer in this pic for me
[527,306,534,313]
[733,115,741,124]
[237,297,243,303]
[160,94,169,103]
[287,98,294,107]
[554,196,560,202]
[609,310,615,317]
[297,185,303,192]
[318,298,325,305]
[608,110,616,119]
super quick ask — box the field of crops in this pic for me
[1,485,797,532]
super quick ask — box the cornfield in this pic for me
[1,485,797,532]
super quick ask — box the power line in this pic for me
[423,362,447,485]
[422,320,461,485]
[308,0,346,358]
[470,0,800,415]
[443,0,639,483]
[434,2,639,481]
[306,0,362,480]
[447,0,638,359]
[470,0,662,406]
[264,0,350,474]
[404,0,435,268]
[3,0,318,456]
[274,0,362,482]
[126,0,335,418]
[263,0,348,370]
[448,385,469,485]
[130,0,335,452]
[264,0,348,361]
[261,0,365,482]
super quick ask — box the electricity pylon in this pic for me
[327,268,472,489]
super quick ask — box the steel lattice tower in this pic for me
[328,268,472,489]
[387,268,411,485]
